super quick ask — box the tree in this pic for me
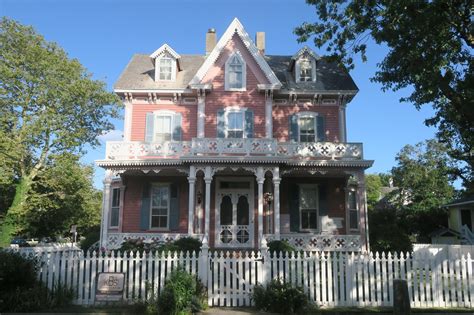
[22,154,102,238]
[295,1,474,192]
[0,18,120,245]
[391,140,456,242]
[365,174,382,210]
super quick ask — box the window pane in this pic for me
[237,196,249,225]
[220,195,233,225]
[300,187,317,209]
[348,191,357,209]
[156,116,171,133]
[301,210,317,229]
[112,188,120,207]
[349,210,358,230]
[152,186,169,208]
[110,207,119,227]
[299,117,315,132]
[227,131,243,138]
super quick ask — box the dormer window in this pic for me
[150,44,181,82]
[225,52,246,91]
[299,57,313,82]
[159,57,173,80]
[292,47,319,83]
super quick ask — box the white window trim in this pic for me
[295,56,316,83]
[346,187,359,232]
[150,183,171,231]
[225,51,247,91]
[223,106,248,139]
[152,110,176,142]
[295,112,319,143]
[109,187,120,228]
[155,53,177,81]
[299,184,319,232]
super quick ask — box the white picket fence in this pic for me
[25,248,473,308]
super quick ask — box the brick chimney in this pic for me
[206,28,216,55]
[256,32,265,55]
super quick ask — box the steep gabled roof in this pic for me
[189,18,281,87]
[150,44,181,60]
[291,46,320,61]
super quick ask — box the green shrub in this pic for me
[0,251,73,312]
[267,240,296,254]
[252,279,311,314]
[156,267,206,315]
[119,237,202,255]
[160,237,202,253]
[79,225,100,252]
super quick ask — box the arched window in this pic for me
[225,52,246,90]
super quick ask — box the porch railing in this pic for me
[105,138,363,160]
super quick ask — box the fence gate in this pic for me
[207,251,263,307]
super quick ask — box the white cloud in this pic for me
[97,129,124,142]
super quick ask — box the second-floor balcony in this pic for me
[104,138,363,161]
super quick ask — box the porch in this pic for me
[101,164,369,252]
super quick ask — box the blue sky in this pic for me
[2,0,437,189]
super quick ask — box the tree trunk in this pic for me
[0,176,33,246]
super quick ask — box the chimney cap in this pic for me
[208,28,216,33]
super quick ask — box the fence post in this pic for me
[198,236,209,286]
[261,236,270,285]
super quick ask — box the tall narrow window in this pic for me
[159,58,172,80]
[228,56,243,88]
[348,190,359,230]
[110,188,120,228]
[300,185,318,230]
[227,111,244,138]
[151,185,169,229]
[298,116,316,142]
[155,115,172,142]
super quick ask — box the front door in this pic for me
[215,178,254,248]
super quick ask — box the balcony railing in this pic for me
[105,138,363,160]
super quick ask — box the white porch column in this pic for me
[273,167,281,240]
[197,90,205,138]
[356,171,369,252]
[187,165,196,235]
[257,167,265,247]
[265,90,273,138]
[204,166,213,239]
[100,170,113,249]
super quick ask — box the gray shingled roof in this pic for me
[114,53,358,92]
[114,54,205,90]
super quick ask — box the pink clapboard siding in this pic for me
[130,102,197,142]
[202,34,269,139]
[121,176,188,233]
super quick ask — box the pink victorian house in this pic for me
[97,18,373,251]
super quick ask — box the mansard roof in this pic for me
[265,55,358,93]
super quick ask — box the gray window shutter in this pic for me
[318,185,328,216]
[145,113,155,142]
[289,184,299,232]
[245,110,254,138]
[217,109,225,138]
[317,115,326,142]
[140,183,151,230]
[172,113,182,141]
[289,115,298,142]
[169,183,180,230]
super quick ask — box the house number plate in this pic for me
[96,273,125,302]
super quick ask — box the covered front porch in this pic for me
[100,163,370,252]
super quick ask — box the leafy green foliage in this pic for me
[80,225,100,252]
[295,1,474,192]
[369,208,413,253]
[252,279,311,314]
[365,174,383,210]
[0,251,73,312]
[156,267,206,315]
[267,240,296,254]
[0,17,120,244]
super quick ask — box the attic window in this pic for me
[295,55,316,83]
[225,52,246,91]
[159,57,173,81]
